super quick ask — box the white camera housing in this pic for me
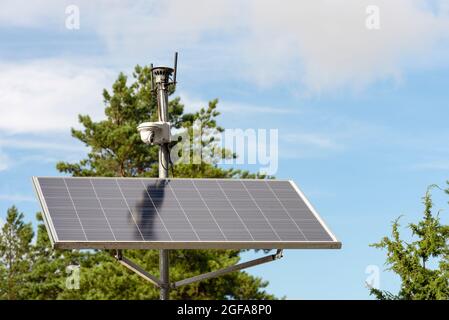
[137,121,171,145]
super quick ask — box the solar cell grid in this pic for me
[33,177,341,249]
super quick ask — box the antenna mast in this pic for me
[150,53,178,300]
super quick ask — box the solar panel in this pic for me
[32,177,341,250]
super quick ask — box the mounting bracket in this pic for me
[115,250,162,288]
[113,249,284,291]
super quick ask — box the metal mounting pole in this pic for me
[154,66,172,300]
[159,249,169,299]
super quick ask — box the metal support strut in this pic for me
[172,249,283,289]
[114,249,284,293]
[115,250,162,288]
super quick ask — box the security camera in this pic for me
[137,122,171,145]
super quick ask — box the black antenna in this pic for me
[173,52,178,85]
[150,63,154,91]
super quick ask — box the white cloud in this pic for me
[178,92,299,115]
[241,0,449,92]
[279,132,343,160]
[1,1,449,93]
[0,59,113,133]
[132,0,449,92]
[0,134,89,170]
[0,136,85,152]
[0,194,35,202]
[0,0,64,28]
[282,133,341,151]
[220,102,300,115]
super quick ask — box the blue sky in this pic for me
[1,0,449,299]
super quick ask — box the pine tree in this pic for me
[21,213,91,299]
[370,184,449,299]
[0,206,34,299]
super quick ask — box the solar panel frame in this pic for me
[32,177,341,250]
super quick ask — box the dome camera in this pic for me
[137,121,171,145]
